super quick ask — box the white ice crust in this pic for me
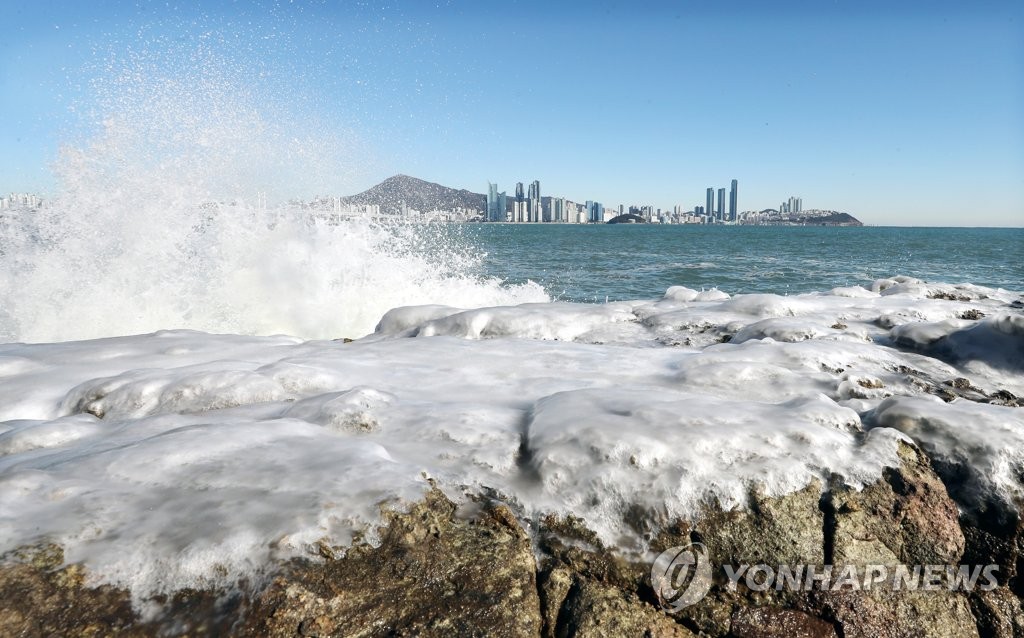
[0,276,1021,602]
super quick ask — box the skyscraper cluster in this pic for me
[488,179,594,223]
[486,177,746,224]
[701,179,738,222]
[780,196,802,214]
[510,179,544,222]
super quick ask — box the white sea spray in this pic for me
[0,41,546,344]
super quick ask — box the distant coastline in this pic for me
[330,175,865,226]
[1,178,870,226]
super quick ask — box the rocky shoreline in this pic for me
[2,278,1022,636]
[2,440,1021,637]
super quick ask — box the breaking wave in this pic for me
[0,42,546,343]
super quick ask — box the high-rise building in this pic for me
[729,179,738,221]
[552,198,565,222]
[515,182,524,201]
[528,180,541,222]
[513,199,529,223]
[787,195,802,214]
[717,188,726,221]
[565,200,576,223]
[706,188,714,221]
[487,183,504,222]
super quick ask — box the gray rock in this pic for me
[0,543,237,637]
[829,442,965,568]
[240,488,542,637]
[809,443,978,638]
[730,606,838,638]
[971,587,1024,638]
[809,587,978,638]
[555,580,694,637]
[650,442,984,638]
[695,480,826,569]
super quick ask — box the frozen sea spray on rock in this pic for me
[0,277,1023,634]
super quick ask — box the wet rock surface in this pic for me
[971,587,1024,638]
[0,544,238,637]
[238,489,542,638]
[1,443,1020,637]
[729,606,837,638]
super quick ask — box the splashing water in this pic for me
[0,43,547,344]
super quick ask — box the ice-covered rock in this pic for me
[0,277,1022,634]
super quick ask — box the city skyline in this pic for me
[482,176,748,223]
[0,179,860,227]
[1,1,1022,226]
[2,172,810,219]
[0,176,896,226]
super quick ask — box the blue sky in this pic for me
[1,0,1022,226]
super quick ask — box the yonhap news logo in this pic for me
[650,542,714,612]
[650,544,1001,615]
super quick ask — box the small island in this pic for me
[606,213,647,224]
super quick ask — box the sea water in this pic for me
[468,224,1024,304]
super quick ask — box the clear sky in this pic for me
[1,0,1022,226]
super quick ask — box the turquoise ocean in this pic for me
[466,225,1024,302]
